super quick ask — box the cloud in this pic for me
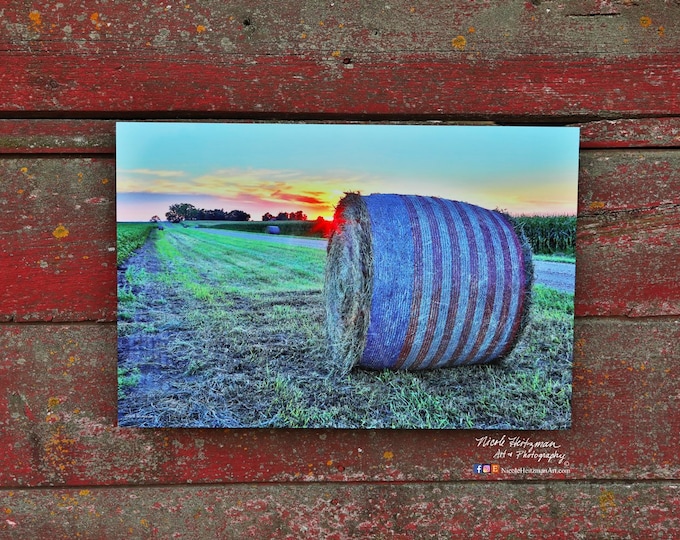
[120,168,186,177]
[270,190,325,206]
[116,169,188,193]
[118,165,386,221]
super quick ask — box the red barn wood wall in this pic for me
[1,0,679,537]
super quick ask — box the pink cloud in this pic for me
[270,190,325,205]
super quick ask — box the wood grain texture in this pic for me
[2,0,680,535]
[1,1,679,118]
[0,120,115,155]
[577,150,680,317]
[0,159,116,322]
[2,482,679,539]
[3,118,680,155]
[1,318,677,487]
[2,150,678,322]
[578,118,680,149]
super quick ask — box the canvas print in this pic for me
[116,122,579,429]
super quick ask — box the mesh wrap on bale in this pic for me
[325,193,533,371]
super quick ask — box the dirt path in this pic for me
[533,260,575,294]
[117,232,203,425]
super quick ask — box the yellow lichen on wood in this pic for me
[52,224,69,239]
[47,397,61,409]
[29,10,42,31]
[452,35,467,50]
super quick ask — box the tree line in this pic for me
[162,203,308,223]
[261,211,307,221]
[163,203,250,223]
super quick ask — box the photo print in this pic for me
[116,122,580,429]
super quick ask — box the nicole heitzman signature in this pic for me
[475,435,569,465]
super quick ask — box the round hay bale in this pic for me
[265,225,280,234]
[325,193,533,371]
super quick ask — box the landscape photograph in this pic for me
[116,122,580,429]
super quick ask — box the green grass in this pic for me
[533,284,574,317]
[534,253,576,264]
[117,222,156,266]
[117,227,573,429]
[117,366,141,400]
[153,228,325,296]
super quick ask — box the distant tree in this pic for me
[165,210,184,223]
[289,210,307,221]
[202,208,226,220]
[262,212,274,221]
[150,215,161,222]
[226,210,250,221]
[275,212,289,221]
[167,203,198,221]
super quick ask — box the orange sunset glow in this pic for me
[116,123,580,222]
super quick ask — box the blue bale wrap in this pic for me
[325,193,532,371]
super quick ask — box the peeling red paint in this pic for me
[1,1,680,536]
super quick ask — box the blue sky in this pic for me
[116,123,580,221]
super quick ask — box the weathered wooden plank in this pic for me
[577,150,680,317]
[5,0,677,55]
[4,53,679,119]
[2,151,679,321]
[0,120,115,155]
[1,482,679,539]
[1,1,679,117]
[2,118,680,156]
[579,151,680,215]
[578,118,680,149]
[1,318,677,487]
[0,158,116,322]
[0,1,677,535]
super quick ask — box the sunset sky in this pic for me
[116,123,580,222]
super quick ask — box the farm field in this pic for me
[198,216,576,257]
[117,223,573,429]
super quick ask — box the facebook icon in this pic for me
[473,464,483,474]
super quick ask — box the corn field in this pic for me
[514,215,576,256]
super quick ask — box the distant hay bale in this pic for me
[325,193,533,371]
[265,225,281,234]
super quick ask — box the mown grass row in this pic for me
[116,223,156,266]
[202,220,326,237]
[514,215,576,257]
